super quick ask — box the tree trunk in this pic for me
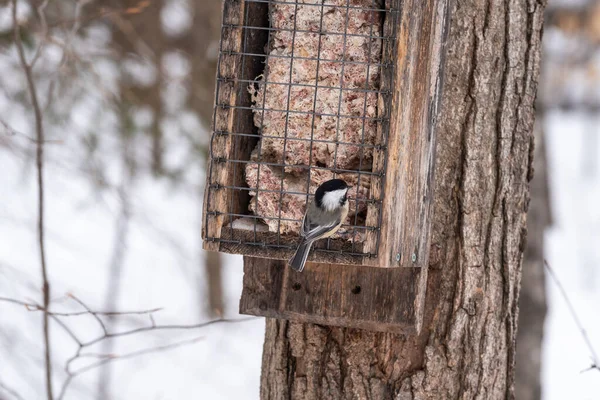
[188,0,226,318]
[190,0,222,125]
[204,248,224,317]
[259,0,546,398]
[514,120,550,400]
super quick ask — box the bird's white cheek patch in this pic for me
[321,189,347,212]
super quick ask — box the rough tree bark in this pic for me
[259,0,546,399]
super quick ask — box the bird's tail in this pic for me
[288,240,313,272]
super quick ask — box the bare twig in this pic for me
[1,119,62,144]
[0,379,25,400]
[78,317,251,348]
[544,260,600,372]
[72,335,205,377]
[57,335,205,400]
[1,119,30,139]
[49,313,83,346]
[0,296,162,317]
[44,1,152,30]
[47,8,116,29]
[2,293,256,400]
[108,13,156,60]
[0,296,37,309]
[12,1,53,398]
[54,311,255,400]
[70,0,93,38]
[30,0,50,68]
[69,307,163,317]
[69,294,108,335]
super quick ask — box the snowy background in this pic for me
[544,112,600,400]
[1,0,600,399]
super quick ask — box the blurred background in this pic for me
[0,0,599,399]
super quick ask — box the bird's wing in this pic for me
[301,212,309,235]
[302,216,341,242]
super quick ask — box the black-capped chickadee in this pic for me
[288,178,350,272]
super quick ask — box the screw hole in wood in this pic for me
[351,285,361,295]
[292,283,301,291]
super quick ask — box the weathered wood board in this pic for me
[240,257,424,333]
[202,0,268,251]
[362,0,447,268]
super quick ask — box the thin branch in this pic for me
[70,0,93,38]
[46,8,117,30]
[72,335,205,377]
[29,0,50,68]
[44,1,152,31]
[12,1,53,399]
[69,294,108,335]
[581,364,599,374]
[1,119,31,139]
[49,314,83,346]
[57,336,204,400]
[3,293,255,400]
[65,308,163,317]
[1,285,257,399]
[55,317,255,400]
[0,380,25,400]
[0,296,36,309]
[1,119,61,144]
[0,296,162,317]
[544,259,600,372]
[79,317,253,348]
[66,307,163,316]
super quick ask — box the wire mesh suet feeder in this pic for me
[203,0,447,274]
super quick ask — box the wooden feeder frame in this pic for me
[202,0,449,334]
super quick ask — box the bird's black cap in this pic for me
[314,179,349,207]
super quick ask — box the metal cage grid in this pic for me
[205,0,399,258]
